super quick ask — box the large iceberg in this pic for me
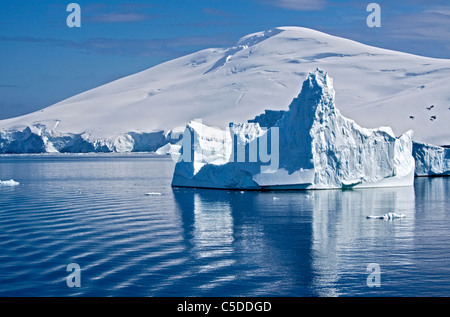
[413,142,450,176]
[171,69,415,190]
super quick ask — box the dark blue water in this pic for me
[0,154,449,297]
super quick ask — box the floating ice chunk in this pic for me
[0,179,20,186]
[366,212,406,220]
[145,192,162,196]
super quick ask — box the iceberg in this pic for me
[413,142,450,176]
[0,179,20,186]
[171,69,415,190]
[366,213,406,220]
[155,143,181,156]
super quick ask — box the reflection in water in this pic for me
[192,195,234,259]
[411,178,450,296]
[310,187,416,296]
[174,188,314,295]
[174,188,316,295]
[191,194,237,291]
[1,156,448,296]
[174,185,418,296]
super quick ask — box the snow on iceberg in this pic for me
[171,69,415,190]
[0,179,20,186]
[413,142,450,176]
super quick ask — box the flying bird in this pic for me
[426,105,435,110]
[430,115,437,121]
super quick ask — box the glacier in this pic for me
[171,70,416,190]
[413,142,450,176]
[0,126,178,154]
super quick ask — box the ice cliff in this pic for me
[171,69,416,190]
[0,126,179,154]
[413,142,450,176]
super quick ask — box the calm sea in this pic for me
[0,154,449,297]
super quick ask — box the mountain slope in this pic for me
[1,26,449,147]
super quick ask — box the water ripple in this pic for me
[1,155,450,296]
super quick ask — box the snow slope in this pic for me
[171,70,415,190]
[1,26,449,152]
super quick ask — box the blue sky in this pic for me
[1,0,449,119]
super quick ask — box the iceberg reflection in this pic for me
[173,185,416,296]
[310,186,416,296]
[192,193,235,259]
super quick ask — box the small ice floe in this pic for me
[145,192,162,196]
[273,197,280,200]
[0,179,20,186]
[366,212,406,220]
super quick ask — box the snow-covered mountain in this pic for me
[1,26,449,153]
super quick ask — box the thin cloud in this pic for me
[202,8,234,18]
[424,7,450,16]
[0,34,234,57]
[79,3,158,23]
[384,11,450,41]
[0,36,70,46]
[115,3,156,11]
[178,20,247,28]
[86,13,154,23]
[257,0,327,11]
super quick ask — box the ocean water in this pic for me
[0,154,449,297]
